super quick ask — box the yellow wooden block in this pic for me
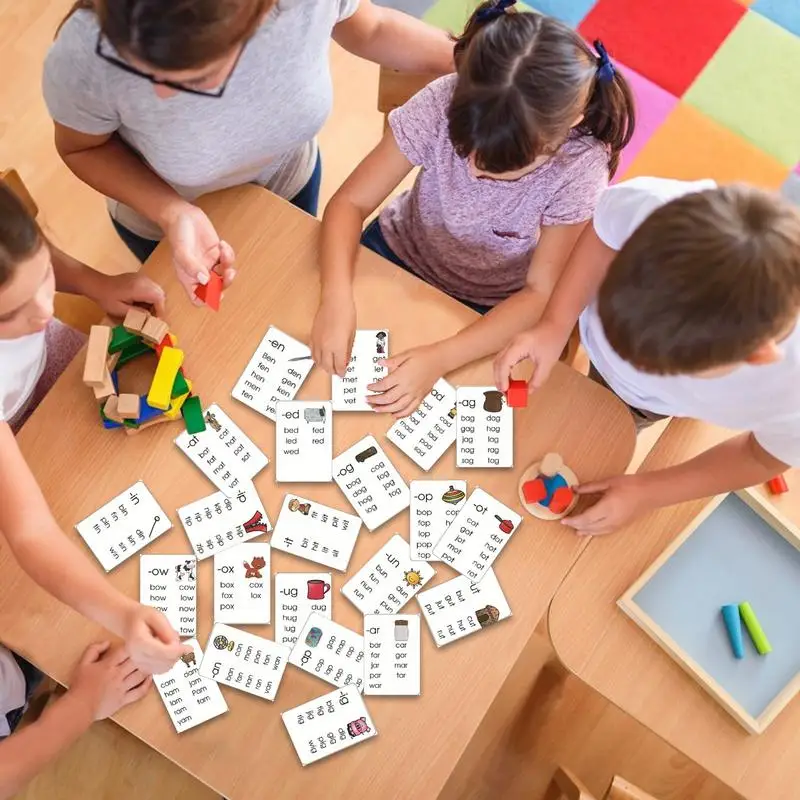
[147,346,185,410]
[164,382,193,420]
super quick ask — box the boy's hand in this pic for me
[564,473,655,536]
[367,345,442,418]
[90,272,166,318]
[493,320,569,393]
[121,604,188,675]
[310,297,356,377]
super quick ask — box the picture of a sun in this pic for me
[404,569,424,587]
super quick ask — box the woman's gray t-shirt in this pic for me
[43,1,358,239]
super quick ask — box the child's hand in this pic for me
[91,272,166,319]
[69,641,151,721]
[311,297,356,376]
[121,604,188,675]
[563,474,655,536]
[493,320,569,393]
[367,344,443,417]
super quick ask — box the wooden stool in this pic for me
[545,766,661,800]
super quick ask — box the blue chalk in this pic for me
[137,395,164,424]
[721,604,745,659]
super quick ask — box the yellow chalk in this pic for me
[147,346,185,410]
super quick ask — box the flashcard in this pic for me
[213,543,270,624]
[332,436,409,531]
[431,487,522,583]
[331,329,388,411]
[272,495,361,571]
[289,612,365,692]
[417,569,511,647]
[409,480,467,562]
[231,325,314,421]
[281,685,377,766]
[199,623,290,701]
[178,484,271,560]
[275,401,332,482]
[75,481,171,572]
[386,378,457,471]
[154,639,228,733]
[456,386,513,468]
[174,403,268,497]
[364,614,421,696]
[341,534,435,615]
[275,572,332,647]
[139,555,197,638]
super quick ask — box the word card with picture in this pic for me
[282,685,377,766]
[432,487,522,583]
[341,534,435,615]
[289,612,365,692]
[75,481,171,572]
[139,555,197,638]
[272,495,360,571]
[214,542,270,624]
[386,378,457,471]
[409,479,467,562]
[154,639,227,733]
[275,572,332,647]
[275,401,332,482]
[232,325,314,421]
[178,484,271,560]
[199,623,290,702]
[364,614,421,696]
[331,329,388,411]
[456,386,513,468]
[417,569,511,647]
[332,436,409,531]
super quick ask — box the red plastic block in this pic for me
[194,272,223,311]
[506,379,528,408]
[549,486,575,515]
[767,474,789,495]
[522,478,547,505]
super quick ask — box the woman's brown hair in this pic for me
[449,2,635,176]
[0,185,42,288]
[60,0,270,70]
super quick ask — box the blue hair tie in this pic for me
[476,0,517,23]
[593,39,616,83]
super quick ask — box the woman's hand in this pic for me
[88,272,166,318]
[367,344,444,417]
[310,295,356,376]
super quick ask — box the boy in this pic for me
[495,177,800,535]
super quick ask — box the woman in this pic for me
[44,0,453,299]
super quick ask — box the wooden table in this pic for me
[549,418,800,800]
[4,186,636,799]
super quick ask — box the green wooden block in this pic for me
[108,325,141,354]
[171,369,189,398]
[181,395,206,434]
[116,339,153,367]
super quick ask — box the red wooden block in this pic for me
[194,271,223,311]
[522,478,547,505]
[506,379,528,409]
[549,486,575,515]
[767,474,789,495]
[154,333,174,357]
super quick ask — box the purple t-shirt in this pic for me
[379,74,610,307]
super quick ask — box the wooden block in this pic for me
[171,370,189,398]
[767,474,789,495]
[92,367,116,401]
[147,347,185,410]
[108,325,140,354]
[103,395,124,424]
[505,379,528,408]
[125,414,172,436]
[155,333,174,357]
[123,307,149,333]
[137,396,164,424]
[548,486,575,516]
[539,452,564,478]
[141,316,169,344]
[83,325,112,387]
[165,380,193,419]
[181,395,206,434]
[116,393,141,419]
[117,339,154,367]
[194,271,223,311]
[522,478,547,505]
[106,351,121,372]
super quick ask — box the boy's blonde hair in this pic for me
[0,184,42,287]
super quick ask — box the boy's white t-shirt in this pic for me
[0,332,46,423]
[580,177,800,467]
[0,645,27,737]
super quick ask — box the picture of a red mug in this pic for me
[307,579,331,600]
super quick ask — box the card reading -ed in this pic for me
[275,401,332,482]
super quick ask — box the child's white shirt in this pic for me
[0,331,46,423]
[580,176,800,467]
[0,645,27,737]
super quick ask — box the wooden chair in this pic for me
[545,766,661,800]
[378,66,438,131]
[1,168,38,218]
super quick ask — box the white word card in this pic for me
[410,480,467,562]
[154,639,227,733]
[232,325,314,421]
[432,488,522,583]
[342,535,435,615]
[275,572,332,647]
[139,555,196,638]
[214,542,271,624]
[364,614,421,696]
[417,570,511,647]
[275,401,332,482]
[289,612,365,692]
[175,403,268,497]
[199,623,290,701]
[456,386,513,468]
[386,378,457,471]
[178,485,271,560]
[331,329,388,411]
[75,481,171,572]
[282,685,377,766]
[332,436,409,531]
[272,495,361,571]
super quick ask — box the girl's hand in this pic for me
[563,474,656,536]
[311,296,356,376]
[367,345,443,417]
[493,319,569,393]
[121,603,188,675]
[89,272,166,318]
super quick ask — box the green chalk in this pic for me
[116,338,152,367]
[108,325,141,354]
[171,369,189,398]
[739,602,772,655]
[181,395,206,435]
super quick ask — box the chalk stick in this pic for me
[739,602,772,655]
[721,605,744,659]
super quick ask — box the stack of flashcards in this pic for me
[332,436,410,531]
[139,555,197,638]
[231,326,314,421]
[409,480,467,562]
[154,639,228,733]
[386,379,457,470]
[272,495,361,571]
[274,572,332,647]
[331,329,388,411]
[455,387,513,468]
[282,686,377,766]
[175,403,269,497]
[432,488,522,583]
[75,481,171,571]
[213,542,271,624]
[275,401,332,482]
[417,570,511,647]
[178,484,271,559]
[364,614,421,696]
[289,612,365,692]
[199,623,290,701]
[342,535,435,615]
